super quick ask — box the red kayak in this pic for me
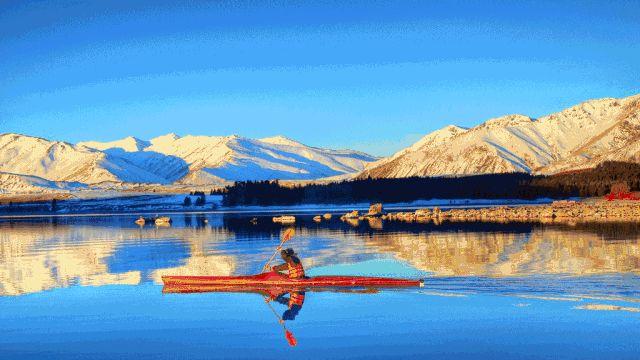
[162,271,423,292]
[162,283,389,295]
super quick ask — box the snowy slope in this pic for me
[0,133,375,189]
[0,134,186,185]
[79,136,150,152]
[361,125,468,178]
[0,172,87,194]
[0,133,168,184]
[79,134,189,184]
[78,134,377,185]
[131,134,375,184]
[361,94,640,178]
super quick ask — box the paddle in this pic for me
[265,295,298,347]
[262,228,295,272]
[261,228,298,346]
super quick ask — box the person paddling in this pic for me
[271,248,306,279]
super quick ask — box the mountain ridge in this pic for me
[360,93,640,178]
[3,93,640,194]
[0,132,378,190]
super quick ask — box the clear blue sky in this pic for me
[1,0,639,156]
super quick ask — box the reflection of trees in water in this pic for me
[220,214,539,238]
[547,221,640,240]
[7,213,640,240]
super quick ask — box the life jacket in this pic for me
[287,260,305,279]
[289,292,305,308]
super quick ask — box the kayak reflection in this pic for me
[266,288,379,322]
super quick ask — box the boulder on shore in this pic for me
[365,203,384,217]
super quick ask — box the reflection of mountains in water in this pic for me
[0,216,371,296]
[363,226,640,276]
[0,221,237,296]
[1,215,639,296]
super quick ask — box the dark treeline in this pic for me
[529,161,640,197]
[222,161,640,206]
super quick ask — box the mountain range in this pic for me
[0,133,376,193]
[360,93,640,178]
[1,93,639,194]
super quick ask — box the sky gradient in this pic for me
[1,0,639,156]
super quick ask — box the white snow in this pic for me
[94,133,378,184]
[78,136,150,152]
[0,172,87,194]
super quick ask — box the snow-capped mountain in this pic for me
[3,93,638,193]
[0,133,377,188]
[0,133,167,184]
[79,136,151,152]
[362,125,469,178]
[360,94,640,178]
[80,133,376,185]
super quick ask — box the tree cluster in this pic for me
[528,161,640,197]
[221,161,640,206]
[184,192,207,206]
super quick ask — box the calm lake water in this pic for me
[1,211,639,359]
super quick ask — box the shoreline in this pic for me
[0,194,553,218]
[379,198,640,224]
[2,194,639,224]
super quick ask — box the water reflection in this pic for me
[1,214,640,296]
[364,227,640,276]
[0,220,237,295]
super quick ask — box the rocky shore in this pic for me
[341,199,640,224]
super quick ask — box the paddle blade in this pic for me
[281,228,295,242]
[285,330,297,347]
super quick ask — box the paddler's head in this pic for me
[280,248,296,261]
